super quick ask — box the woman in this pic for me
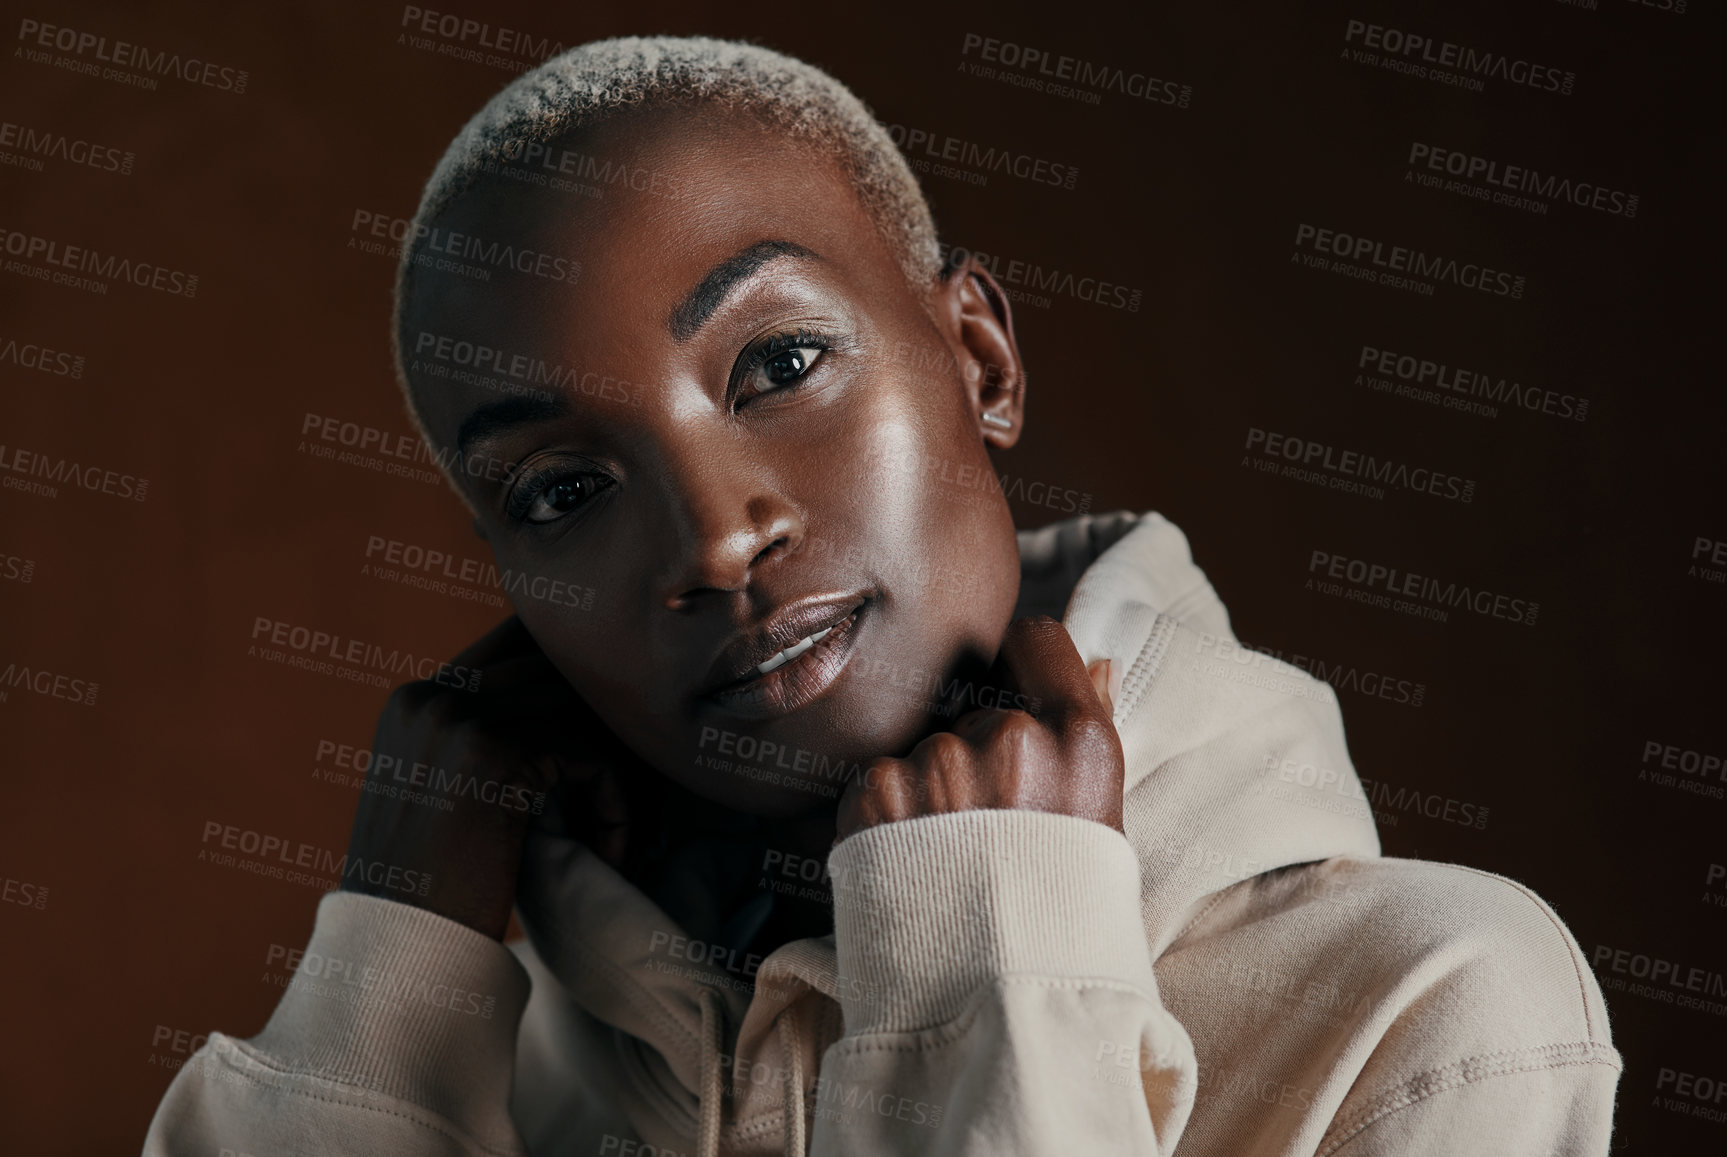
[146,36,1621,1156]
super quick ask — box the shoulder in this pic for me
[1178,855,1616,1053]
[1298,856,1614,1051]
[1158,857,1622,1152]
[1303,858,1623,1151]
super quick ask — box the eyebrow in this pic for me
[668,239,819,342]
[455,394,570,463]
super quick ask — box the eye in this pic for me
[742,344,824,400]
[509,468,612,525]
[764,346,819,385]
[733,330,834,404]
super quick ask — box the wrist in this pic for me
[341,817,531,941]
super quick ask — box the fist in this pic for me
[341,616,637,940]
[835,617,1125,839]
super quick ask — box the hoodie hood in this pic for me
[1024,511,1381,950]
[513,510,1380,1156]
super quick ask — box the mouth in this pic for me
[702,595,870,720]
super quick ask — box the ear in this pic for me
[933,255,1026,450]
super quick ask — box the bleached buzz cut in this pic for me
[391,34,943,464]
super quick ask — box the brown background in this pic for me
[0,0,1720,1152]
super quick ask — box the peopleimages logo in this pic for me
[0,442,148,502]
[1293,223,1525,299]
[1194,633,1427,708]
[488,137,687,201]
[15,17,250,93]
[0,227,198,297]
[1356,344,1588,423]
[1307,550,1539,627]
[0,661,99,706]
[409,331,646,409]
[363,535,596,611]
[199,820,432,898]
[1244,426,1477,504]
[958,32,1191,109]
[937,241,1142,312]
[350,210,579,284]
[886,123,1079,190]
[0,334,85,378]
[1591,943,1727,1013]
[248,616,484,691]
[1405,143,1637,218]
[0,119,133,175]
[397,5,572,73]
[1341,19,1576,96]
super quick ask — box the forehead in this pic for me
[402,106,902,449]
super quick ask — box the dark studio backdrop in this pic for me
[0,0,1720,1151]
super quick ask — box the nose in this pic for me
[658,457,805,610]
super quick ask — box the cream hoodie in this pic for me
[144,511,1622,1156]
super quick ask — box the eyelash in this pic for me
[504,458,612,525]
[503,328,839,526]
[730,328,835,403]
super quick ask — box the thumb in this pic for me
[1086,658,1117,719]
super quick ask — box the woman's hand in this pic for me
[835,616,1125,840]
[340,615,637,940]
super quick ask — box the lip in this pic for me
[702,595,869,720]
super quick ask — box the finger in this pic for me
[1086,658,1116,719]
[949,705,995,740]
[906,730,978,815]
[836,757,914,839]
[996,617,1112,739]
[943,708,1020,807]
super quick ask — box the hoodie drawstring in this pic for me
[777,1011,807,1157]
[695,988,808,1157]
[697,989,724,1157]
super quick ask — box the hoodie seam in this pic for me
[833,973,1162,1056]
[1315,1040,1623,1156]
[1115,613,1177,721]
[1168,889,1231,947]
[215,1036,524,1156]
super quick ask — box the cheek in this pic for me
[511,597,638,711]
[831,376,998,536]
[855,406,935,534]
[858,388,1019,608]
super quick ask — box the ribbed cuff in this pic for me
[827,809,1156,1035]
[251,891,531,1149]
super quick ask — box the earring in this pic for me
[982,413,1013,429]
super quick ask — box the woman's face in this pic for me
[405,106,1026,817]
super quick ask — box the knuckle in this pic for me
[1067,716,1120,755]
[859,756,900,793]
[917,731,972,768]
[985,710,1045,758]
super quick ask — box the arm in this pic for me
[811,617,1196,1154]
[145,617,631,1156]
[811,810,1194,1155]
[144,893,531,1157]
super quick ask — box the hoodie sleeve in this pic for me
[812,809,1196,1155]
[142,891,533,1157]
